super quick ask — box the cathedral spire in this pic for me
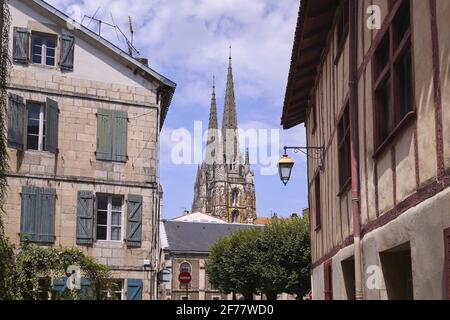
[205,75,220,165]
[222,47,240,164]
[208,74,218,131]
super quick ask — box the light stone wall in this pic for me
[312,187,450,300]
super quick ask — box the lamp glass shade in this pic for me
[278,155,295,185]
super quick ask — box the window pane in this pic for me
[111,212,121,226]
[112,197,122,211]
[111,227,121,241]
[28,104,41,120]
[32,36,43,46]
[46,37,56,49]
[396,48,413,119]
[46,47,55,58]
[377,79,391,141]
[46,57,55,66]
[97,196,108,210]
[393,0,410,47]
[27,119,40,135]
[96,211,107,225]
[27,135,39,150]
[96,226,107,240]
[375,35,389,78]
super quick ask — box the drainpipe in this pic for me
[348,0,363,300]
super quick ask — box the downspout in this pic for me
[348,0,363,300]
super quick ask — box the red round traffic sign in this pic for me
[178,271,192,285]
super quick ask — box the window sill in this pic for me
[337,179,351,197]
[373,111,416,159]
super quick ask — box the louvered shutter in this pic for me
[37,188,56,243]
[52,278,67,300]
[445,228,450,300]
[7,93,26,150]
[126,279,143,300]
[60,34,75,71]
[20,187,38,242]
[96,109,113,160]
[45,98,59,154]
[13,27,29,63]
[76,191,94,245]
[79,278,93,300]
[126,195,143,248]
[112,110,128,162]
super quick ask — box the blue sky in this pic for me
[48,0,308,219]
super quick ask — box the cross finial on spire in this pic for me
[229,45,232,61]
[213,73,215,89]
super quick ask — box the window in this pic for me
[314,174,321,230]
[103,280,123,300]
[232,190,238,207]
[31,33,57,66]
[26,102,46,151]
[180,262,191,273]
[335,0,349,60]
[21,186,56,243]
[212,296,221,300]
[373,0,414,151]
[96,109,128,162]
[96,195,123,241]
[338,104,351,192]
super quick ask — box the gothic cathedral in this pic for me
[192,54,257,224]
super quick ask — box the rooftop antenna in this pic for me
[128,16,134,56]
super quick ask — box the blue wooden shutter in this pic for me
[37,188,56,243]
[96,109,113,160]
[112,110,128,162]
[126,194,143,248]
[126,279,143,300]
[60,34,75,71]
[7,93,26,150]
[45,98,59,154]
[79,278,94,300]
[20,187,38,242]
[76,191,94,245]
[13,27,29,64]
[52,278,67,300]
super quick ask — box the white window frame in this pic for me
[31,33,57,67]
[26,102,46,151]
[96,195,124,242]
[103,279,124,300]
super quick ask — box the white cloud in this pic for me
[47,0,298,109]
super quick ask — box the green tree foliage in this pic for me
[0,240,115,300]
[207,216,311,300]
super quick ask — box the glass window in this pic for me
[96,195,123,242]
[31,33,57,66]
[27,102,46,151]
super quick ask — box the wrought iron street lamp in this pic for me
[278,146,324,186]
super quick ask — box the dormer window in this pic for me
[32,33,57,66]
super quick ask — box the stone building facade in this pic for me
[282,0,450,300]
[158,213,256,300]
[192,56,256,224]
[4,0,175,300]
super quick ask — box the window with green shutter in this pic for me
[20,186,56,244]
[126,279,143,300]
[13,27,29,64]
[96,109,128,162]
[7,93,26,150]
[126,194,142,248]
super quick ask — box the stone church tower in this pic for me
[192,54,257,224]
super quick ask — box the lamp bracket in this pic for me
[283,146,325,169]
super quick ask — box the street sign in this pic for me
[178,271,192,285]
